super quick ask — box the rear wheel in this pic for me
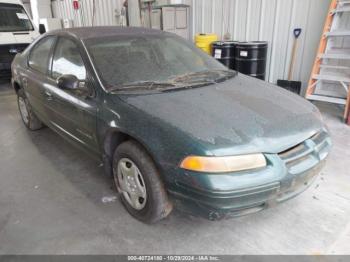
[17,88,43,130]
[112,140,172,223]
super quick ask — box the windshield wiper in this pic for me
[109,70,237,92]
[171,69,237,83]
[110,81,176,92]
[215,70,238,82]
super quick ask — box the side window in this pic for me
[28,37,55,74]
[52,38,86,80]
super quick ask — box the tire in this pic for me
[112,140,173,223]
[17,88,43,131]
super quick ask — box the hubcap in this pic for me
[18,97,29,125]
[115,158,147,210]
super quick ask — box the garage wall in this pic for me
[51,0,126,27]
[22,0,32,18]
[191,0,331,90]
[52,0,331,91]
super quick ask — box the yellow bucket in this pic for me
[195,33,218,54]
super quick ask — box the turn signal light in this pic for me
[180,154,266,173]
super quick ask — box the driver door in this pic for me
[44,36,99,155]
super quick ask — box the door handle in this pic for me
[44,90,53,100]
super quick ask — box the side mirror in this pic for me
[39,24,46,34]
[57,74,79,90]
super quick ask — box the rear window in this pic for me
[0,3,34,32]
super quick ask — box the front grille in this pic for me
[278,131,331,175]
[0,43,29,64]
[278,143,310,163]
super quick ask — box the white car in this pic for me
[0,0,39,78]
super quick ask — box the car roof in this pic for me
[49,26,166,40]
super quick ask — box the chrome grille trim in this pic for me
[278,131,331,174]
[278,142,312,164]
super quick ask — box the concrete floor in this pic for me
[0,80,350,255]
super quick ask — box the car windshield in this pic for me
[0,3,34,32]
[86,34,235,91]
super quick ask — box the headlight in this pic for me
[180,154,266,173]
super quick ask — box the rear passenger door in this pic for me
[45,36,99,154]
[24,36,56,124]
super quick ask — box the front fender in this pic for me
[99,96,211,184]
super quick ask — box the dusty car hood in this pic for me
[114,74,324,155]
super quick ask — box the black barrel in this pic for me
[211,41,237,70]
[234,41,268,80]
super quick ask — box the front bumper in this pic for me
[0,43,29,78]
[0,62,12,78]
[168,131,331,220]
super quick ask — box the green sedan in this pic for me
[11,27,331,223]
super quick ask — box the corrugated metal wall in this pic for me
[191,0,331,89]
[51,0,126,27]
[52,0,332,90]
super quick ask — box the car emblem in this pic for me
[9,48,19,54]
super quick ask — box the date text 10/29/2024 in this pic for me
[127,256,220,261]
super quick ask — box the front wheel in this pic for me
[17,88,43,130]
[112,140,173,223]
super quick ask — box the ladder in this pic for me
[306,0,350,123]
